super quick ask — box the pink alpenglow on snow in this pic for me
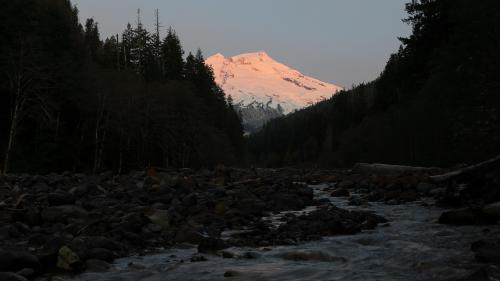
[205,51,342,114]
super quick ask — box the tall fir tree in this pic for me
[161,27,185,80]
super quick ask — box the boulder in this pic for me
[85,236,123,252]
[197,237,228,254]
[471,240,500,264]
[0,273,29,281]
[16,268,35,279]
[87,248,115,263]
[147,209,170,230]
[47,192,75,206]
[85,259,111,272]
[331,189,350,197]
[0,251,40,272]
[483,202,500,217]
[438,209,498,225]
[41,205,88,223]
[224,270,240,277]
[416,182,435,194]
[56,246,82,272]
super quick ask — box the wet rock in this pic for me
[85,236,123,252]
[174,225,204,244]
[438,209,498,225]
[197,237,228,254]
[87,248,115,263]
[471,240,500,264]
[85,259,111,272]
[235,198,266,216]
[16,268,35,279]
[281,251,345,262]
[240,251,261,259]
[127,262,146,270]
[331,189,350,197]
[224,270,240,277]
[348,196,367,206]
[337,180,355,189]
[221,251,234,258]
[190,255,207,262]
[462,265,500,280]
[0,272,29,281]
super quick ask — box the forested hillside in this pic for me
[249,0,500,168]
[0,0,243,173]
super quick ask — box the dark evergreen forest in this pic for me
[249,0,500,168]
[2,0,499,174]
[0,0,244,173]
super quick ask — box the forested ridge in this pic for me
[249,0,500,168]
[0,0,244,173]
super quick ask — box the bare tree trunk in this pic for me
[3,70,23,175]
[93,118,100,174]
[3,117,17,174]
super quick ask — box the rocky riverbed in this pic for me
[0,166,499,280]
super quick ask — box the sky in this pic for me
[70,0,411,87]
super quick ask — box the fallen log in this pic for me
[430,155,500,183]
[353,163,440,175]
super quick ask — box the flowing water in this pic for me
[72,184,500,281]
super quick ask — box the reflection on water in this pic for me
[72,185,500,281]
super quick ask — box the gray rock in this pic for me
[197,237,228,254]
[87,248,115,263]
[331,189,350,197]
[0,251,40,272]
[438,209,497,225]
[48,192,75,206]
[56,246,82,272]
[147,209,170,230]
[472,240,500,264]
[416,182,435,194]
[483,202,500,217]
[85,236,123,251]
[15,268,35,279]
[429,188,446,196]
[85,259,111,272]
[0,272,29,281]
[41,205,88,223]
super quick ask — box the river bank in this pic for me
[0,165,499,280]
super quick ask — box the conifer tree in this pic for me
[161,27,185,80]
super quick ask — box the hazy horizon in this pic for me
[70,0,411,87]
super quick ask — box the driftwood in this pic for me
[353,163,440,175]
[430,155,500,183]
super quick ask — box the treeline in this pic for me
[249,0,500,168]
[0,0,243,173]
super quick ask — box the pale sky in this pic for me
[70,0,411,87]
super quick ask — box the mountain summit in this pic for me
[206,52,342,132]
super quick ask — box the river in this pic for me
[72,184,499,281]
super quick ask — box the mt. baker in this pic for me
[206,52,342,132]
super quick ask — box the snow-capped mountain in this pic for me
[205,51,342,131]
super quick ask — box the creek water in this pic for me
[72,184,500,281]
